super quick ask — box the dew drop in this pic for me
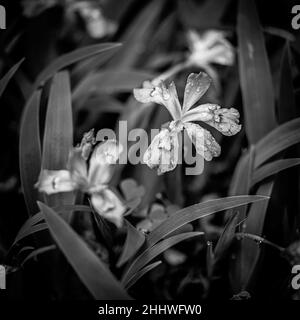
[163,92,170,100]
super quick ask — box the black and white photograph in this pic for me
[0,0,300,315]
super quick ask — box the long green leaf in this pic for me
[72,45,121,84]
[229,146,255,196]
[117,220,145,268]
[38,202,131,300]
[147,196,268,248]
[12,205,93,248]
[252,158,300,186]
[239,181,274,291]
[0,58,24,98]
[278,43,296,123]
[12,223,49,247]
[214,213,239,261]
[73,70,154,101]
[122,232,203,286]
[228,146,255,226]
[125,261,162,289]
[19,90,42,215]
[34,43,121,88]
[21,245,56,266]
[254,118,300,168]
[237,0,276,143]
[42,71,74,212]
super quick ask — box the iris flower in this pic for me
[134,72,241,175]
[187,29,235,92]
[35,140,125,227]
[187,29,235,68]
[150,29,234,90]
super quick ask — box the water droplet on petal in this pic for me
[150,89,156,97]
[163,92,170,100]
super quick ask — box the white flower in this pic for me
[187,29,235,93]
[134,72,241,175]
[35,140,125,227]
[187,29,235,68]
[69,1,117,39]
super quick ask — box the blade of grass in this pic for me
[239,181,273,291]
[38,202,131,300]
[252,158,300,186]
[42,71,74,215]
[147,196,268,248]
[21,245,56,266]
[72,45,121,84]
[125,261,162,289]
[11,205,93,248]
[73,70,154,102]
[19,90,42,215]
[117,220,145,268]
[236,233,285,253]
[254,118,300,168]
[278,42,296,123]
[238,0,276,143]
[206,241,214,278]
[122,232,203,286]
[34,43,121,88]
[0,58,24,98]
[214,213,239,261]
[12,223,49,247]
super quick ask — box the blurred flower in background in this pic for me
[150,29,234,95]
[36,139,125,227]
[186,29,235,92]
[22,0,117,39]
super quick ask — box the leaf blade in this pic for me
[147,196,269,248]
[117,220,145,268]
[42,71,74,211]
[19,90,42,215]
[34,43,121,88]
[238,0,276,143]
[122,232,203,286]
[38,202,130,300]
[0,58,24,98]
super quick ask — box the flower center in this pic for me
[169,120,184,132]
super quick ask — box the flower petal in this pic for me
[143,127,180,175]
[133,81,182,120]
[67,149,89,188]
[88,140,123,189]
[182,72,212,113]
[35,170,76,194]
[77,128,96,160]
[183,104,241,136]
[184,122,221,161]
[91,189,126,228]
[187,30,235,68]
